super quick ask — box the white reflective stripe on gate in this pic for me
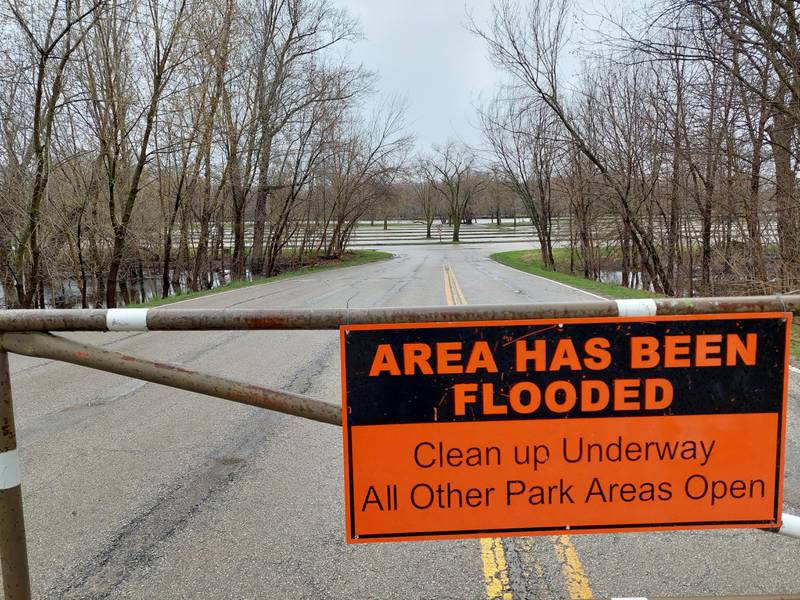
[106,309,149,331]
[615,298,657,317]
[0,449,20,490]
[780,513,800,539]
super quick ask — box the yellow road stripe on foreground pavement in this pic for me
[445,262,468,305]
[443,265,455,306]
[555,535,594,598]
[480,537,513,600]
[443,262,594,600]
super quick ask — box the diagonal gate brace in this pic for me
[0,332,341,426]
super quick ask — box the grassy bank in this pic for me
[491,248,800,360]
[130,250,392,308]
[491,249,658,300]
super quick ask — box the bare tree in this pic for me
[411,162,438,239]
[480,93,559,268]
[472,0,675,294]
[248,0,363,276]
[423,142,483,242]
[317,101,410,257]
[80,0,192,306]
[3,0,103,307]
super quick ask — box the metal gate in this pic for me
[1,296,799,599]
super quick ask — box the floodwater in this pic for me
[0,268,240,309]
[598,270,652,291]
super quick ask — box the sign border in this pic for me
[340,312,791,543]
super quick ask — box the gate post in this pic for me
[0,351,31,600]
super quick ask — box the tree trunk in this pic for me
[771,103,796,289]
[621,221,631,288]
[231,201,247,281]
[701,183,714,293]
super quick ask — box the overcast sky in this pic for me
[335,0,634,154]
[335,0,504,153]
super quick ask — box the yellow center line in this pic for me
[443,264,455,306]
[448,263,468,305]
[443,261,594,600]
[554,535,593,599]
[480,537,513,600]
[443,262,512,600]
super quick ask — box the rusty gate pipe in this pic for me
[0,333,342,427]
[146,302,621,330]
[0,294,798,332]
[0,351,31,600]
[0,309,107,332]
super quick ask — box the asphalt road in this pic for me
[4,243,800,599]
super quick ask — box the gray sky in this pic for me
[337,0,504,153]
[335,0,634,154]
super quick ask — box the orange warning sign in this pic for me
[340,313,790,543]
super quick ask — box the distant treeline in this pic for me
[0,0,409,308]
[468,0,800,297]
[3,0,799,307]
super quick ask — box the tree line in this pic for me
[0,0,409,308]
[393,0,800,298]
[469,0,800,296]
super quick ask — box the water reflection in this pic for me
[1,268,242,309]
[598,270,653,292]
